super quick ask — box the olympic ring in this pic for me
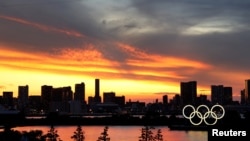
[182,104,225,126]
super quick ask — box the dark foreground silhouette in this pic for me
[0,125,166,141]
[1,110,250,131]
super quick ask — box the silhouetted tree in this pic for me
[43,125,62,141]
[97,126,110,141]
[139,126,155,141]
[71,125,85,141]
[22,130,43,141]
[154,129,164,141]
[0,129,44,141]
[0,129,22,141]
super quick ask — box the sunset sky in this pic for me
[0,0,250,103]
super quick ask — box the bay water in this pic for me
[13,125,207,141]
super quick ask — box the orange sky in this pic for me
[1,1,249,103]
[0,43,214,103]
[1,41,246,103]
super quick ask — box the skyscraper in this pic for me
[163,95,168,105]
[41,85,53,112]
[2,91,13,108]
[245,79,250,104]
[211,85,224,104]
[241,89,245,105]
[223,86,232,105]
[94,78,101,103]
[74,82,85,103]
[18,85,29,110]
[95,79,100,97]
[211,85,233,105]
[180,81,197,106]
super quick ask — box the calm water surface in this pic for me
[14,126,207,141]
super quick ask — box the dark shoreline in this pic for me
[16,116,171,127]
[1,110,250,131]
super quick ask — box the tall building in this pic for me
[74,82,85,103]
[241,89,245,105]
[211,85,233,105]
[245,79,250,104]
[224,87,232,105]
[211,85,224,104]
[2,91,13,108]
[95,79,100,97]
[41,85,53,112]
[94,79,101,103]
[163,95,168,105]
[50,86,73,112]
[18,85,29,110]
[180,81,197,106]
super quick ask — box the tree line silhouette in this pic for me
[0,125,165,141]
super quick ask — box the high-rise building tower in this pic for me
[18,85,29,110]
[241,89,246,105]
[224,87,232,105]
[49,86,73,113]
[163,95,168,105]
[245,79,250,104]
[211,85,224,104]
[94,78,101,103]
[95,79,100,97]
[74,82,85,103]
[2,91,13,108]
[41,85,53,112]
[211,85,233,105]
[180,81,197,106]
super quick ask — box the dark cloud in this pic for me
[0,0,250,92]
[0,0,108,50]
[124,0,250,73]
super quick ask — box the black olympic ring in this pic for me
[182,104,225,125]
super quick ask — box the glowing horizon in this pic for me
[0,44,212,102]
[1,1,250,103]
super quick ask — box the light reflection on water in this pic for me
[13,126,207,141]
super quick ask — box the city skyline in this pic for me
[0,78,248,104]
[1,0,250,102]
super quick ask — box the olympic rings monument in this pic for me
[182,104,225,126]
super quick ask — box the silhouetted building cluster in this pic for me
[0,78,250,116]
